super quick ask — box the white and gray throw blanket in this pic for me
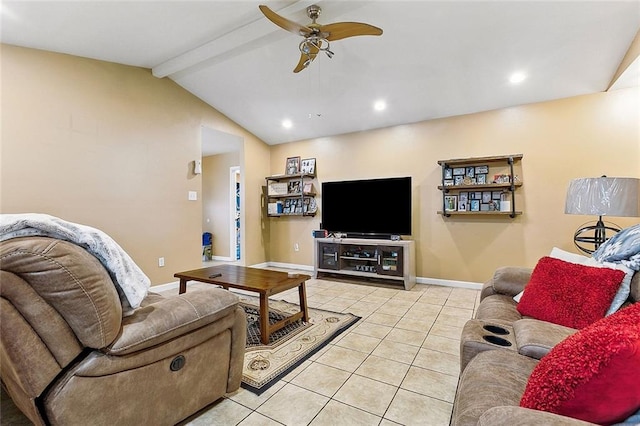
[0,213,150,310]
[593,223,640,271]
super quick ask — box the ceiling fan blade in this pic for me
[259,5,312,36]
[321,22,383,41]
[293,44,320,73]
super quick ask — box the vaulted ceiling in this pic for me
[2,1,639,151]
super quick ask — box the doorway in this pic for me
[230,166,241,261]
[201,126,243,264]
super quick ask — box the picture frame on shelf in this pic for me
[303,182,313,193]
[444,195,457,212]
[301,158,316,175]
[459,191,469,204]
[473,191,482,200]
[453,167,465,176]
[465,167,475,178]
[492,191,502,200]
[470,200,480,211]
[480,203,490,211]
[475,165,489,174]
[285,156,301,175]
[454,176,464,185]
[288,181,301,194]
[482,191,492,203]
[476,174,487,184]
[443,179,454,186]
[493,174,511,184]
[458,192,468,211]
[444,168,453,179]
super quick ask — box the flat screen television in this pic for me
[321,177,412,238]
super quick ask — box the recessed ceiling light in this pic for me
[374,100,386,111]
[282,119,292,129]
[509,72,527,84]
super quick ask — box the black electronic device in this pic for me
[321,177,412,238]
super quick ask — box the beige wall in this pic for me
[268,88,640,283]
[202,152,240,259]
[3,44,638,287]
[1,45,271,284]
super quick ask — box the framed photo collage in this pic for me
[443,164,503,212]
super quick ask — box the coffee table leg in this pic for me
[298,282,309,322]
[259,293,270,345]
[179,278,188,294]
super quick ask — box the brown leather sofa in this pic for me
[461,265,640,369]
[450,266,640,426]
[1,237,247,425]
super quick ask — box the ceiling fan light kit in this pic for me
[259,4,383,73]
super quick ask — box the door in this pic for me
[317,242,340,270]
[377,245,404,277]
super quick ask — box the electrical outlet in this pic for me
[158,257,165,267]
[294,243,299,252]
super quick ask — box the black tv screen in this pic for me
[321,177,412,237]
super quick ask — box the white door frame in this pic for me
[229,166,241,261]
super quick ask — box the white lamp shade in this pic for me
[565,177,640,217]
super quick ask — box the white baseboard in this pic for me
[266,262,314,272]
[212,255,234,261]
[416,276,482,290]
[151,280,180,293]
[150,262,482,292]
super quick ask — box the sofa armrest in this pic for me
[481,266,533,301]
[106,288,239,355]
[478,406,597,425]
[513,318,576,359]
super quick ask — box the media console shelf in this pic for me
[314,238,416,290]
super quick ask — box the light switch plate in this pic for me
[188,191,197,201]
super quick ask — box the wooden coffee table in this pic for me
[174,265,310,345]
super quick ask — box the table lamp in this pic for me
[564,176,640,254]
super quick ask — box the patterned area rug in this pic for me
[238,295,360,395]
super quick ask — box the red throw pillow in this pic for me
[520,303,640,425]
[516,256,625,329]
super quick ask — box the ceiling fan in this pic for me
[259,4,383,73]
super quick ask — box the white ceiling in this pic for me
[2,1,639,150]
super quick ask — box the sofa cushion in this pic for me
[520,303,640,425]
[450,350,539,426]
[478,406,596,426]
[516,256,625,329]
[593,223,640,271]
[550,247,634,315]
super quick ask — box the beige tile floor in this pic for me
[181,274,481,426]
[1,273,480,426]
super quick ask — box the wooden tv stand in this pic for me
[314,238,416,290]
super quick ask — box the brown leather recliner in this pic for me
[0,236,246,425]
